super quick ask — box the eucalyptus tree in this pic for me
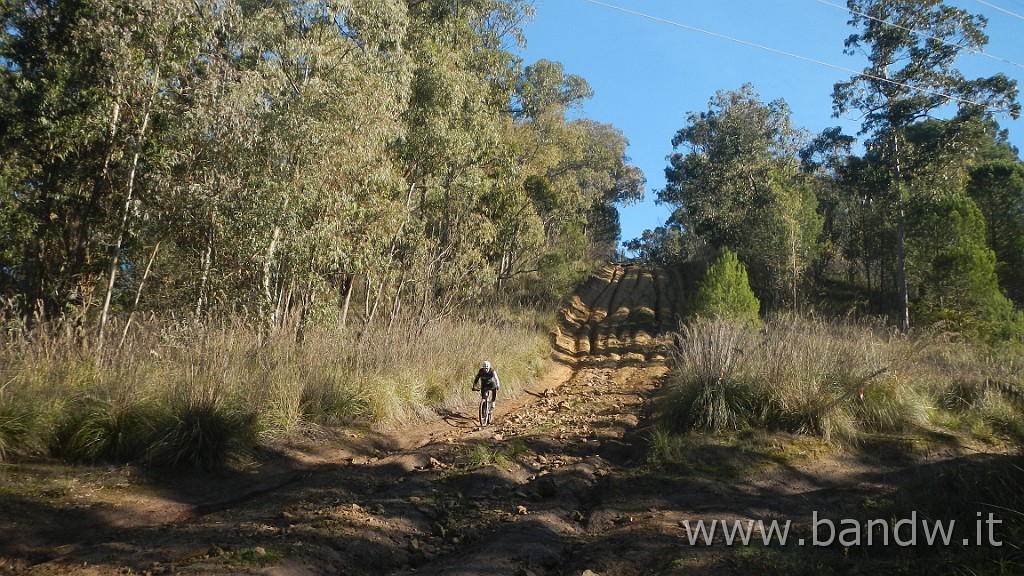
[249,0,412,328]
[511,60,643,290]
[0,0,217,327]
[394,0,532,323]
[832,0,1020,331]
[622,225,689,266]
[144,0,414,330]
[800,127,857,282]
[660,84,820,309]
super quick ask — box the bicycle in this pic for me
[473,383,496,427]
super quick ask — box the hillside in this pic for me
[0,264,1015,575]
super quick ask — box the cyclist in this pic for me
[472,360,501,408]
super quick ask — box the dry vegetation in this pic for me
[0,310,551,469]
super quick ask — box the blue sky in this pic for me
[514,0,1024,249]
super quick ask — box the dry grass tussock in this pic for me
[0,311,549,468]
[663,314,1024,445]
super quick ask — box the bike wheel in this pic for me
[479,397,488,427]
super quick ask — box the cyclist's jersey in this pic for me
[474,368,500,390]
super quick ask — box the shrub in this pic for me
[908,193,1020,343]
[665,315,928,442]
[692,248,761,328]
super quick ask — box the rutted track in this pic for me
[554,263,685,364]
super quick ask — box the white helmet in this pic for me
[482,361,491,370]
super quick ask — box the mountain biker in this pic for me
[472,360,500,408]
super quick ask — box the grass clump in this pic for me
[146,383,257,472]
[661,314,1020,444]
[463,439,531,469]
[0,401,34,461]
[51,395,158,463]
[665,318,760,431]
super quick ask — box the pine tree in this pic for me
[693,249,761,328]
[909,193,1019,341]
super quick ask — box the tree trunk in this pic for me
[196,213,215,317]
[98,79,157,350]
[892,129,909,333]
[365,276,385,328]
[896,203,909,332]
[263,225,283,328]
[340,274,354,328]
[117,241,160,350]
[791,224,798,311]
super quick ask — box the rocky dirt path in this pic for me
[1,264,988,576]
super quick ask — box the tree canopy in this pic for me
[0,0,645,339]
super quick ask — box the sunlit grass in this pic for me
[462,439,531,469]
[661,314,1023,445]
[0,307,550,469]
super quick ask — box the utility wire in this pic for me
[813,0,1024,71]
[582,0,1016,114]
[975,0,1024,22]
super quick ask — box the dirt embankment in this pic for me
[1,264,1002,576]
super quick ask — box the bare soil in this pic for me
[0,264,1013,576]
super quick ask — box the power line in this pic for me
[581,0,1016,114]
[975,0,1024,22]
[812,0,1024,71]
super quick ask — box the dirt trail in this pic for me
[0,264,990,576]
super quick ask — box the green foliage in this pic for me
[692,249,761,328]
[908,192,1020,342]
[532,252,579,304]
[515,59,593,121]
[51,397,158,464]
[832,0,1020,331]
[659,84,820,307]
[622,225,690,265]
[833,1,1019,135]
[0,0,634,337]
[967,159,1024,306]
